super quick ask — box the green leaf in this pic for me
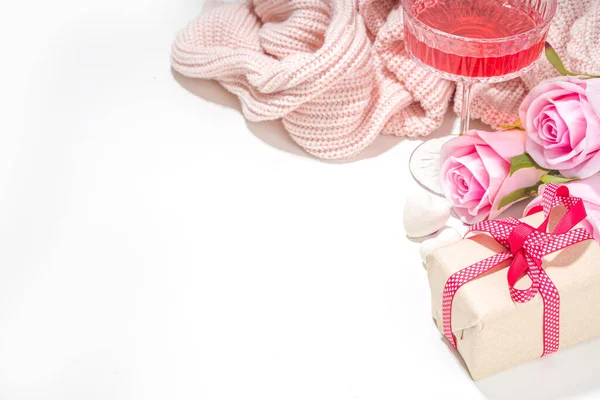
[545,42,571,76]
[497,182,543,210]
[499,118,526,131]
[509,153,547,176]
[541,174,578,184]
[514,118,523,128]
[545,42,600,78]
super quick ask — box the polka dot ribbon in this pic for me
[442,184,592,357]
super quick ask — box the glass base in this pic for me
[409,136,453,196]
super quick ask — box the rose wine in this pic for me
[405,0,546,78]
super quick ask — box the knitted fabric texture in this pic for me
[172,0,600,160]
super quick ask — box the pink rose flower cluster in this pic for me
[441,76,600,232]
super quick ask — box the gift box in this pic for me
[426,184,600,380]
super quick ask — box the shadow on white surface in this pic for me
[172,70,414,161]
[476,338,600,399]
[172,71,241,111]
[172,70,499,164]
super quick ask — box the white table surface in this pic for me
[3,1,600,399]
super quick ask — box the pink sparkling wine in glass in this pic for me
[402,0,556,195]
[405,0,547,79]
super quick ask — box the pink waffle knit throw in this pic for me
[172,0,600,160]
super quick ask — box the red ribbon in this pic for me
[442,184,593,356]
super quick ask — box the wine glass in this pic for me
[402,0,557,195]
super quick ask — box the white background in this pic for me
[2,1,600,399]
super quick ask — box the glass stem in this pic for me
[459,81,474,134]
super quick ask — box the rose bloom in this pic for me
[525,175,600,243]
[520,77,600,179]
[441,129,544,224]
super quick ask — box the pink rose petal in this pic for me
[489,167,545,219]
[587,79,600,117]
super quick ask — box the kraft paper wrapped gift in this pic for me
[426,210,600,380]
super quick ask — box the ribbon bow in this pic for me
[442,184,593,356]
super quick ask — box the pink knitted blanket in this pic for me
[172,0,600,160]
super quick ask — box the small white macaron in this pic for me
[403,190,451,238]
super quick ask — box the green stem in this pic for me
[545,42,600,78]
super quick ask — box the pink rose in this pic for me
[519,77,600,179]
[524,175,600,243]
[441,130,545,224]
